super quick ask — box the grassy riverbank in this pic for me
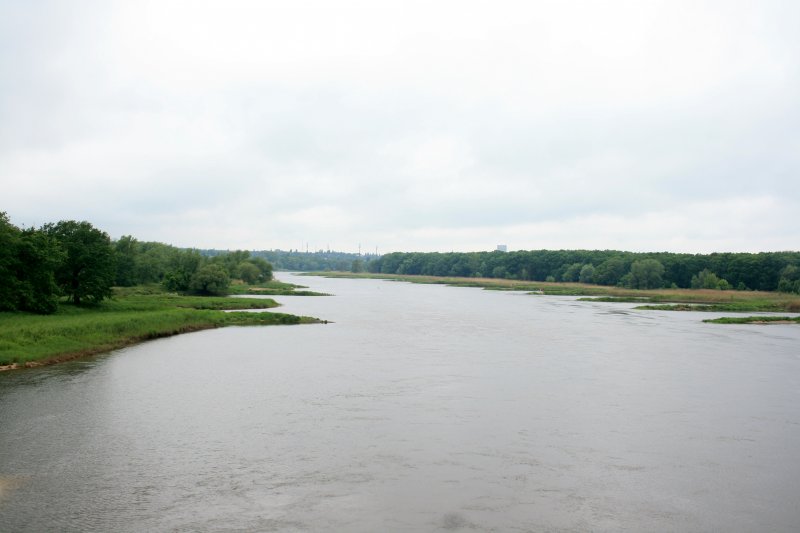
[0,285,321,370]
[305,271,800,313]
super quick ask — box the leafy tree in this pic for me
[247,257,273,281]
[189,264,230,295]
[210,250,250,280]
[492,265,508,279]
[626,259,665,289]
[778,265,800,294]
[238,261,261,284]
[0,213,19,311]
[43,220,116,305]
[135,244,170,284]
[114,235,139,286]
[579,264,595,284]
[15,228,62,313]
[595,256,628,286]
[691,269,730,290]
[561,263,583,282]
[0,213,62,313]
[163,249,204,292]
[351,258,364,273]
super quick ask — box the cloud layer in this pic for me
[2,1,798,252]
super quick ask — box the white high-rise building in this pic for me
[496,244,508,252]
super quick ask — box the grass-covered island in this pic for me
[0,282,324,371]
[703,316,800,325]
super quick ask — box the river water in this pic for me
[1,274,799,532]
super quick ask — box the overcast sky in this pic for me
[1,1,798,253]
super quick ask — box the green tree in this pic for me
[0,213,20,311]
[492,265,508,279]
[238,261,261,284]
[114,235,139,286]
[0,214,61,313]
[189,264,230,295]
[690,269,729,290]
[561,263,583,282]
[211,250,250,280]
[247,257,273,281]
[579,264,595,284]
[626,259,665,289]
[595,256,628,286]
[15,228,62,313]
[163,249,204,292]
[777,265,800,294]
[43,220,116,305]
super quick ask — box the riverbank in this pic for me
[0,285,322,370]
[305,272,800,313]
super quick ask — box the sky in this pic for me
[1,0,798,254]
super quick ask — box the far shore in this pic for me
[306,271,800,313]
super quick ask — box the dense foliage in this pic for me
[43,220,116,305]
[0,213,274,314]
[366,250,800,293]
[0,213,61,313]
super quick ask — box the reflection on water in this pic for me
[1,273,799,531]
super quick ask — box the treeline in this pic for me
[200,249,378,273]
[0,213,273,314]
[117,239,273,293]
[367,250,800,293]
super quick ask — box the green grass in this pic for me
[305,271,800,312]
[0,286,322,368]
[634,301,792,312]
[226,279,330,296]
[703,316,800,324]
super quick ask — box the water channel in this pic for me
[1,273,799,531]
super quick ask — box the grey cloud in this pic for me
[1,1,798,252]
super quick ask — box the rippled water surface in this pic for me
[2,274,800,531]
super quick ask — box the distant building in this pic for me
[496,244,508,252]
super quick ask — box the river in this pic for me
[1,273,799,531]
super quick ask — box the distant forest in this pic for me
[199,249,378,273]
[207,247,800,294]
[367,250,800,293]
[3,211,799,315]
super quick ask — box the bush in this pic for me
[189,264,230,296]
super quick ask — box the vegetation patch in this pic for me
[224,280,330,297]
[0,287,322,369]
[703,316,800,325]
[634,301,791,312]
